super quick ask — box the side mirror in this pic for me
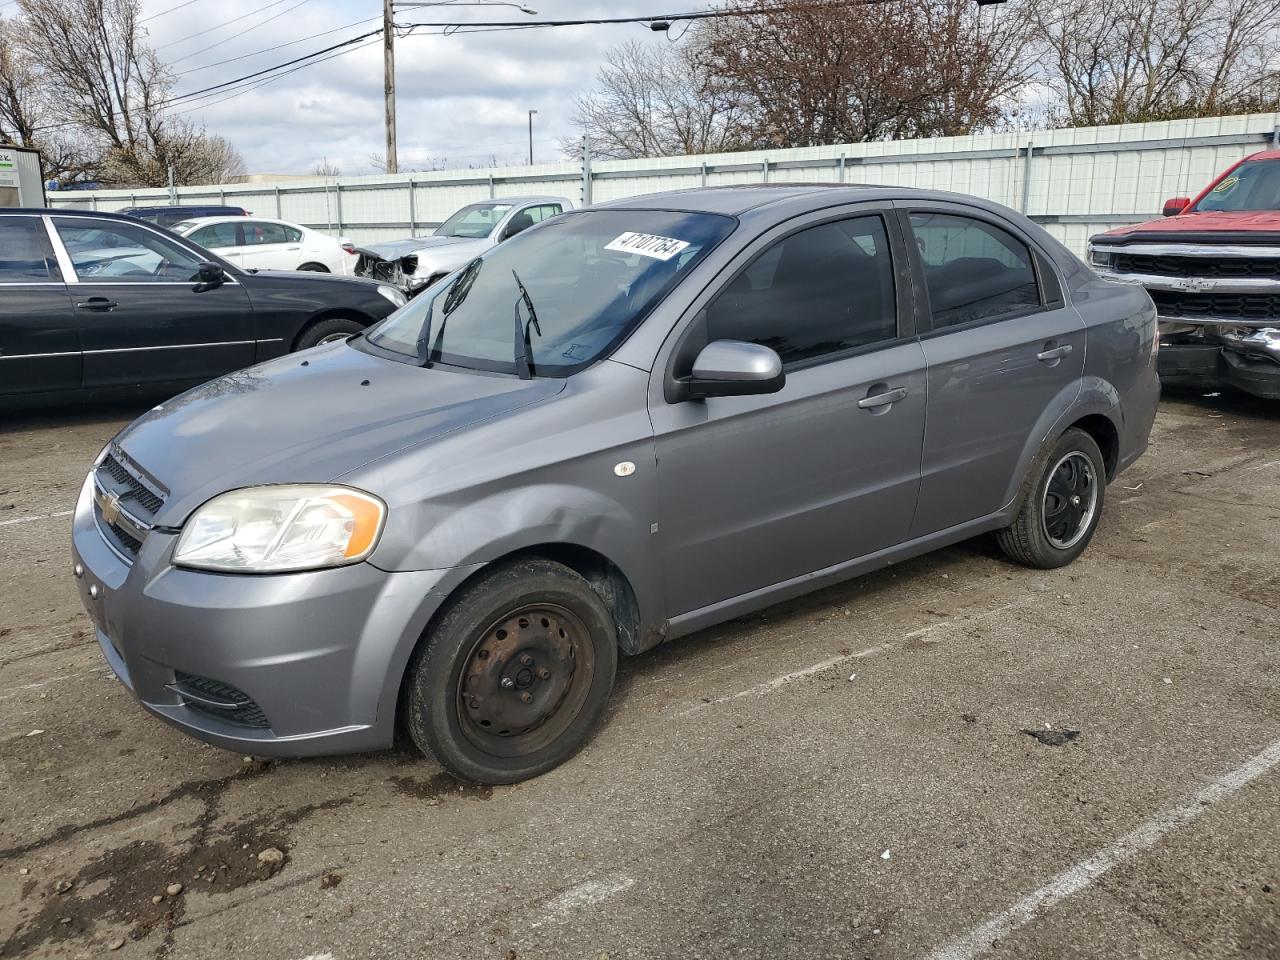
[194,261,226,289]
[681,340,785,400]
[1162,197,1191,217]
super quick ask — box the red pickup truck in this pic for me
[1088,150,1280,399]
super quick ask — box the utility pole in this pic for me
[527,109,537,165]
[384,0,398,175]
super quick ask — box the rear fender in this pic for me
[998,377,1120,517]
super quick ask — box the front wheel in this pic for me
[404,558,618,784]
[997,428,1106,569]
[293,317,364,351]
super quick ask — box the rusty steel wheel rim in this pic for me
[456,603,596,758]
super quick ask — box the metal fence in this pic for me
[45,112,1280,256]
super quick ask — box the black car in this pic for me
[0,208,406,407]
[119,205,250,228]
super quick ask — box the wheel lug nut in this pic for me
[519,654,533,666]
[500,677,515,689]
[468,698,479,709]
[537,668,550,680]
[519,692,533,704]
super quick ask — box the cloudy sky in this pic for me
[142,0,670,175]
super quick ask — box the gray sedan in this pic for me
[72,185,1159,783]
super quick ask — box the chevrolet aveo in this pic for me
[73,186,1160,784]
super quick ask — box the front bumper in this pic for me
[1157,341,1280,399]
[70,476,466,756]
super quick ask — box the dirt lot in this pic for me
[1,389,1277,960]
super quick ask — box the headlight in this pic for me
[173,484,386,573]
[1088,246,1112,269]
[376,284,407,308]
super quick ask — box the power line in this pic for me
[141,0,202,23]
[169,0,313,64]
[165,28,383,105]
[176,16,381,76]
[173,35,382,116]
[155,0,294,50]
[396,0,902,32]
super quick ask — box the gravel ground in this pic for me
[0,389,1277,960]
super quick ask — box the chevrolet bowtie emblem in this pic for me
[100,490,122,527]
[1172,277,1215,293]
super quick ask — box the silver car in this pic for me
[72,186,1160,784]
[354,196,572,295]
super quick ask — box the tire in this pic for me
[404,558,618,784]
[298,262,330,273]
[997,427,1107,570]
[293,317,364,351]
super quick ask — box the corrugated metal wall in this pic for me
[45,112,1280,255]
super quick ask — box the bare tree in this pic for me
[568,32,754,160]
[700,0,1033,146]
[11,0,250,186]
[312,158,342,177]
[1027,0,1280,125]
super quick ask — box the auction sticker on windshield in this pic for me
[604,232,690,261]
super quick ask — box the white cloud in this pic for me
[142,0,672,174]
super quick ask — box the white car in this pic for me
[173,216,358,275]
[353,196,573,295]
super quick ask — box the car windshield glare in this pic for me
[363,209,736,376]
[1192,159,1280,213]
[436,202,515,239]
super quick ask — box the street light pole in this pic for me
[528,109,537,165]
[384,0,398,174]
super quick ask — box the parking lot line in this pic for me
[677,596,1035,716]
[925,735,1280,960]
[0,509,73,527]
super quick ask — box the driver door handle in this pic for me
[1037,344,1073,362]
[76,298,118,312]
[857,387,907,409]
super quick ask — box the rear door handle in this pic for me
[1037,344,1073,362]
[857,387,907,409]
[76,298,118,312]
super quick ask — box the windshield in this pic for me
[1192,159,1280,213]
[435,202,514,239]
[363,209,736,376]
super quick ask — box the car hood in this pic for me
[1097,210,1280,243]
[112,341,565,526]
[356,235,486,259]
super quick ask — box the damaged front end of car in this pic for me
[354,246,436,297]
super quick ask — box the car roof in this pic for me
[469,195,569,206]
[0,207,192,222]
[595,183,1007,217]
[176,215,296,226]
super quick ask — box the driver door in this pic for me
[51,216,255,394]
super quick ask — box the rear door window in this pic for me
[243,222,291,245]
[908,212,1041,329]
[0,217,59,282]
[705,214,898,365]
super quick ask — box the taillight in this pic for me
[341,242,357,255]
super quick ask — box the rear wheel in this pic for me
[298,262,330,273]
[997,428,1106,569]
[404,558,617,784]
[293,316,364,351]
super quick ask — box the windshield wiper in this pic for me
[511,268,542,380]
[416,257,482,366]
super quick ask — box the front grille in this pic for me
[172,672,270,728]
[103,520,142,557]
[1114,253,1280,279]
[97,453,164,517]
[1150,290,1280,322]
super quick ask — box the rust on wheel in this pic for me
[457,603,596,758]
